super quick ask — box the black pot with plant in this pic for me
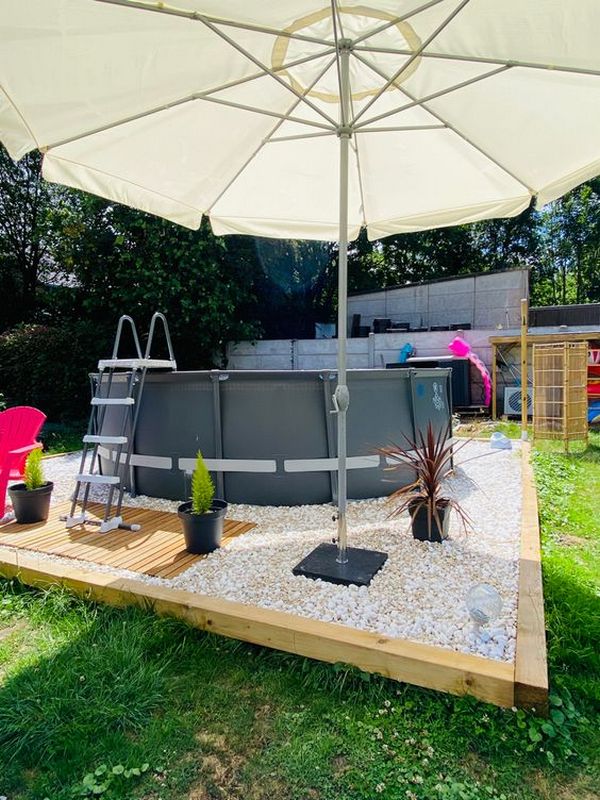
[178,450,227,554]
[378,423,470,543]
[8,447,54,524]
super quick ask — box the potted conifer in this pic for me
[8,447,54,524]
[178,451,227,554]
[378,423,470,543]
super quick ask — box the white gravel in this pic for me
[6,442,522,662]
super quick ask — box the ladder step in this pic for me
[83,434,128,445]
[98,358,176,370]
[76,474,120,485]
[91,397,135,406]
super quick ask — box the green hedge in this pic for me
[0,323,111,421]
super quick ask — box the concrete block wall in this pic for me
[227,328,496,373]
[347,268,528,332]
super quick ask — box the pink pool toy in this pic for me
[448,336,492,406]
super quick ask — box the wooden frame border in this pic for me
[0,446,547,711]
[514,442,549,712]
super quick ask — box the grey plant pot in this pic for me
[177,499,227,554]
[408,498,450,543]
[8,481,54,524]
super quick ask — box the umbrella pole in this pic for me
[335,124,350,564]
[334,39,352,565]
[291,39,387,586]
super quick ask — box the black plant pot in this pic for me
[408,499,450,543]
[8,482,54,524]
[177,499,228,554]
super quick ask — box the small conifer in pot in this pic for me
[178,450,227,553]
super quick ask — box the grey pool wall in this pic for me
[97,368,452,506]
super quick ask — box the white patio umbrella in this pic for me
[2,0,600,577]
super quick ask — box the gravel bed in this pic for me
[5,442,522,662]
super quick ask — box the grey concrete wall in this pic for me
[227,329,496,372]
[347,268,528,331]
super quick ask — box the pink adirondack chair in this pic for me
[0,406,46,519]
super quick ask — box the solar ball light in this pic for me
[466,584,503,642]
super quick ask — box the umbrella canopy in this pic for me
[2,1,600,237]
[2,0,600,566]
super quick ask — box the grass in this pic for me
[39,420,85,455]
[0,430,598,799]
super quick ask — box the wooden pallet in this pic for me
[0,502,255,579]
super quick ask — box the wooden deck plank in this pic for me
[120,539,189,574]
[104,532,178,567]
[155,552,201,579]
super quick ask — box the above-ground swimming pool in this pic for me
[97,368,452,505]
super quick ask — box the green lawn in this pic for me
[0,432,598,800]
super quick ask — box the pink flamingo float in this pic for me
[448,336,492,407]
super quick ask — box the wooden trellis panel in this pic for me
[533,341,588,450]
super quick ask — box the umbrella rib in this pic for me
[353,63,511,130]
[354,52,535,194]
[352,0,472,126]
[171,12,339,129]
[40,47,336,152]
[330,0,346,124]
[353,46,600,78]
[352,0,449,46]
[42,94,332,153]
[344,59,368,229]
[205,54,339,216]
[269,131,337,143]
[94,0,335,47]
[355,124,445,133]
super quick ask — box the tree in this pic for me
[53,194,262,367]
[534,180,600,305]
[0,146,69,330]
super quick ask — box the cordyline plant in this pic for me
[378,422,472,538]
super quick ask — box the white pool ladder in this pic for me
[63,312,176,533]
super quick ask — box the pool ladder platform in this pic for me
[63,312,176,533]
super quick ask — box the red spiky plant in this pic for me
[378,422,472,541]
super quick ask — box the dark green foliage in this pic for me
[0,321,110,420]
[191,450,214,514]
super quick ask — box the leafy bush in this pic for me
[191,450,214,514]
[24,447,45,490]
[0,322,111,421]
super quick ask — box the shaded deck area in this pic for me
[0,502,255,579]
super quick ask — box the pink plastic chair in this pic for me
[0,406,46,519]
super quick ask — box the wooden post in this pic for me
[491,343,497,420]
[521,298,529,440]
[563,343,569,454]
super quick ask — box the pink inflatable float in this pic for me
[448,336,492,407]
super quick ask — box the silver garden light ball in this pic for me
[466,584,503,640]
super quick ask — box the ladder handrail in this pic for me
[144,311,176,364]
[111,315,143,360]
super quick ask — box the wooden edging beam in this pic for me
[0,546,514,708]
[515,442,549,713]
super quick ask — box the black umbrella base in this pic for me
[292,542,388,587]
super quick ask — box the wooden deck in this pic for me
[0,502,255,579]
